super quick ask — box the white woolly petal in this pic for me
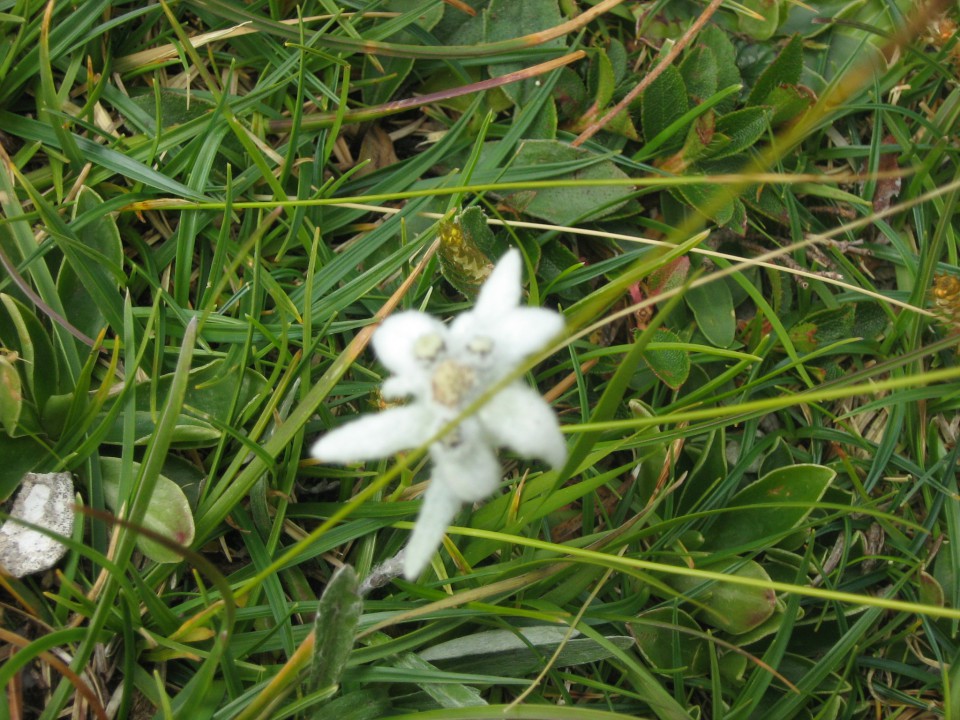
[479,383,566,467]
[403,479,462,580]
[430,420,502,503]
[372,311,448,379]
[382,375,427,400]
[489,307,564,368]
[311,405,432,463]
[472,249,522,320]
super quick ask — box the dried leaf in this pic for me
[873,134,902,212]
[354,125,399,178]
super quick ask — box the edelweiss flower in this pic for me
[312,249,566,580]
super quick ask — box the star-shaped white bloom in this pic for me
[311,249,567,580]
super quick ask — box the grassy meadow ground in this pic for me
[1,0,960,718]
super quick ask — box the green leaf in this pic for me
[128,90,214,130]
[788,304,871,352]
[674,111,716,167]
[420,626,635,676]
[698,25,742,114]
[0,433,46,501]
[393,654,487,708]
[672,182,735,226]
[57,187,124,339]
[500,140,635,224]
[607,37,628,85]
[101,457,196,564]
[667,558,777,634]
[680,45,718,104]
[704,106,771,160]
[486,0,564,106]
[0,111,209,201]
[704,464,837,549]
[641,64,689,146]
[98,360,268,446]
[0,293,60,410]
[308,565,363,693]
[632,607,709,676]
[642,328,690,390]
[24,182,126,339]
[686,279,736,348]
[526,95,559,140]
[116,318,198,572]
[317,690,391,720]
[553,67,588,120]
[747,34,804,106]
[646,256,690,296]
[538,239,582,300]
[588,48,617,109]
[852,302,888,340]
[678,425,727,514]
[738,0,781,40]
[765,84,814,125]
[740,183,789,224]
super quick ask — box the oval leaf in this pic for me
[705,464,836,549]
[100,457,195,563]
[501,140,635,224]
[642,327,690,390]
[57,186,124,339]
[686,280,736,348]
[632,607,708,676]
[667,558,777,635]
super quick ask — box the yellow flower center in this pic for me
[431,359,476,407]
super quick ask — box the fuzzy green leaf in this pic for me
[698,25,742,114]
[501,140,634,224]
[765,84,814,125]
[642,328,691,390]
[672,182,735,226]
[486,0,564,106]
[747,34,804,106]
[704,106,771,160]
[588,48,617,109]
[309,565,363,693]
[680,45,718,104]
[642,64,689,146]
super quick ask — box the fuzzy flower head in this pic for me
[312,249,566,580]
